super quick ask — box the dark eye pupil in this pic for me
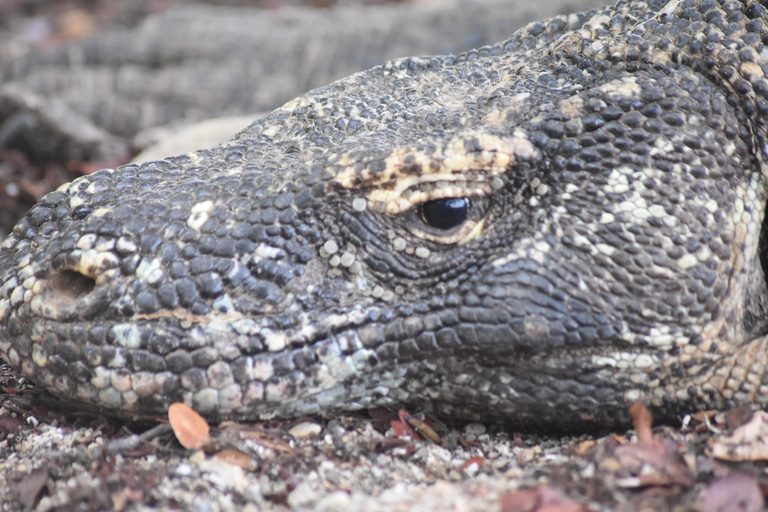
[419,197,469,230]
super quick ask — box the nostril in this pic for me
[31,269,103,321]
[45,270,96,305]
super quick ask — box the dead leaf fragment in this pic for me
[499,485,593,512]
[368,407,397,422]
[229,424,293,453]
[0,416,25,434]
[573,439,596,456]
[459,456,486,471]
[724,404,756,430]
[390,418,420,440]
[703,473,763,512]
[613,403,693,487]
[168,402,210,450]
[15,468,48,509]
[398,409,441,442]
[711,410,768,462]
[630,402,654,445]
[212,449,258,471]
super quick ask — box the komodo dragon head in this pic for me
[1,0,768,430]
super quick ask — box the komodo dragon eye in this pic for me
[418,197,470,230]
[404,190,489,245]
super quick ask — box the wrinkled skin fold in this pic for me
[1,0,768,430]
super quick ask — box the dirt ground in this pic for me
[2,373,768,511]
[1,1,768,511]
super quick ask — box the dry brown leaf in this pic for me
[0,416,25,434]
[613,403,693,487]
[611,433,629,444]
[398,409,441,442]
[710,410,768,462]
[686,410,720,433]
[538,505,593,512]
[703,473,763,512]
[228,425,293,453]
[390,419,420,440]
[168,402,211,450]
[724,404,756,430]
[15,468,48,509]
[368,407,397,422]
[212,449,257,471]
[499,486,593,512]
[688,410,718,424]
[613,437,693,487]
[630,402,654,445]
[573,440,596,455]
[459,456,486,471]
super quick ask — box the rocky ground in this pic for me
[2,374,768,511]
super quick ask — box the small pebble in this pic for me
[352,197,367,212]
[289,422,322,438]
[329,255,341,267]
[316,491,351,511]
[325,420,346,438]
[189,450,206,464]
[393,238,406,251]
[174,463,194,476]
[340,252,355,267]
[415,247,430,258]
[491,177,504,189]
[323,239,339,255]
[464,422,486,436]
[5,183,19,198]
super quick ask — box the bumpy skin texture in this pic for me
[1,0,768,430]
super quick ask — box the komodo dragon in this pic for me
[0,0,767,430]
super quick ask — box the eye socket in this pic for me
[418,197,470,230]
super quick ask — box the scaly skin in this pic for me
[1,0,768,429]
